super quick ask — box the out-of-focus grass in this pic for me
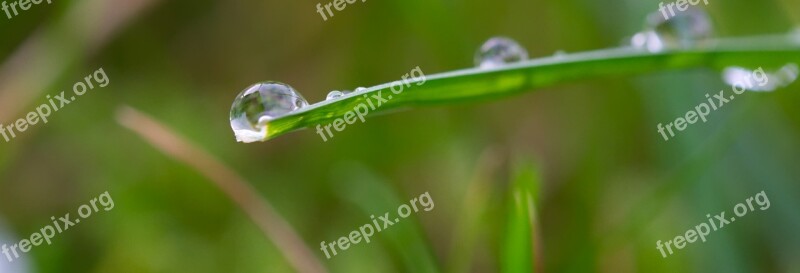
[446,149,501,273]
[501,160,539,273]
[332,165,440,273]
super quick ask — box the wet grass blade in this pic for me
[262,34,800,141]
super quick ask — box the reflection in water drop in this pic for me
[475,37,529,68]
[229,82,308,143]
[632,8,713,52]
[722,64,799,92]
[630,31,665,52]
[326,90,350,100]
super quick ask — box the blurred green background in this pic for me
[1,0,799,272]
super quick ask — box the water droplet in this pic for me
[355,87,367,92]
[230,81,308,143]
[630,31,665,52]
[553,50,567,59]
[326,90,350,100]
[475,37,529,68]
[722,63,798,92]
[633,8,713,52]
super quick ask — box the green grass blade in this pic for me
[264,34,800,140]
[446,149,500,273]
[502,160,540,273]
[332,164,441,273]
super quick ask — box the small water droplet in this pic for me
[475,37,529,68]
[230,81,308,143]
[553,50,567,59]
[633,8,713,52]
[630,31,664,52]
[722,63,798,92]
[355,87,367,92]
[326,90,350,100]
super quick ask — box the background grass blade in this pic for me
[446,148,501,273]
[117,106,328,273]
[263,34,800,140]
[502,160,540,273]
[332,164,441,273]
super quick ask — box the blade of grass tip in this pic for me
[446,148,502,273]
[263,34,800,140]
[332,164,440,273]
[502,160,540,273]
[115,106,328,273]
[0,0,160,123]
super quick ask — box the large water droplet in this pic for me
[633,8,713,52]
[230,81,308,143]
[326,90,350,100]
[475,37,529,68]
[722,64,798,92]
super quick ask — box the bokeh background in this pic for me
[1,0,799,272]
